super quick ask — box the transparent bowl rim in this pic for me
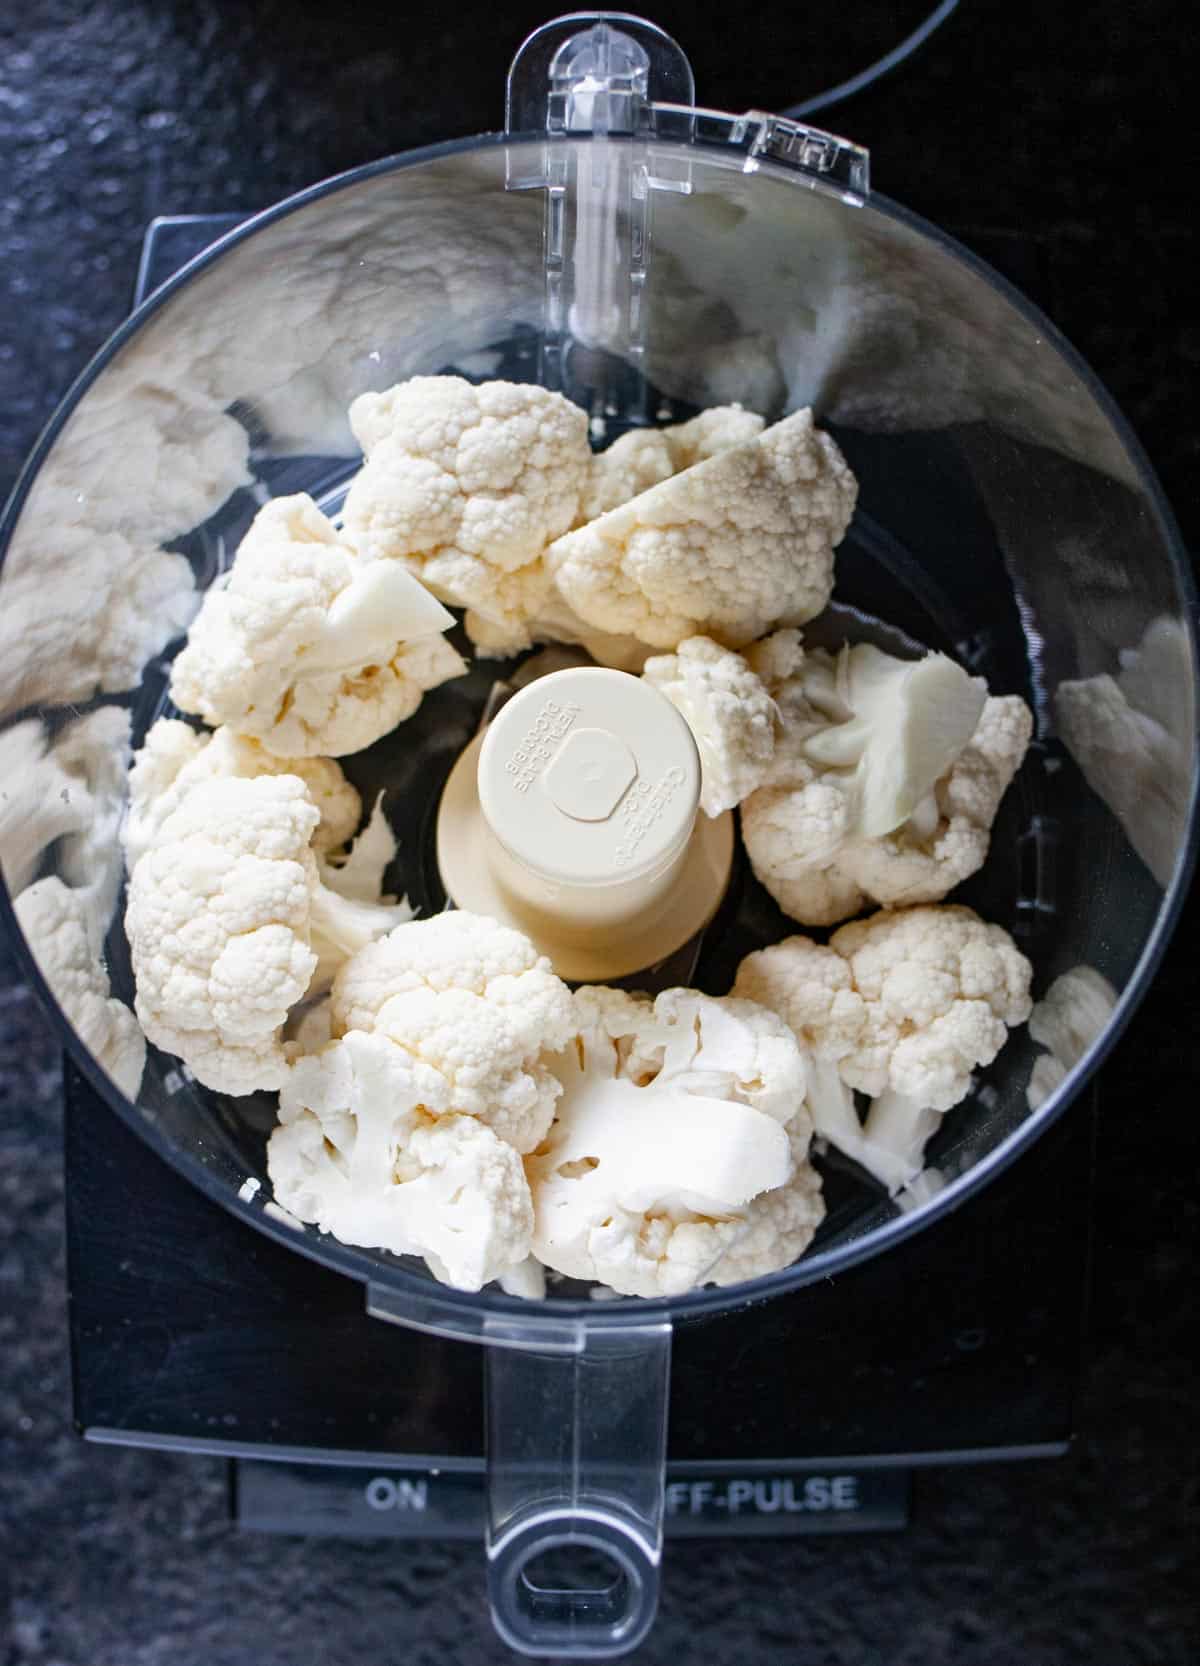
[2,129,1196,1331]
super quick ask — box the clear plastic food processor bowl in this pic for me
[1,14,1195,1657]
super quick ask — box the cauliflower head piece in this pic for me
[735,905,1033,1193]
[269,1029,532,1290]
[123,718,362,872]
[330,912,575,1154]
[742,638,1031,925]
[125,774,409,1095]
[170,494,464,757]
[527,986,818,1297]
[546,408,857,651]
[341,376,591,654]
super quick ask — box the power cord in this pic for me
[780,0,962,120]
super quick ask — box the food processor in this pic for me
[1,11,1195,1657]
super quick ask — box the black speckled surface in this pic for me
[1,2,1197,1662]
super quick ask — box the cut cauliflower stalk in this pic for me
[125,775,411,1095]
[735,904,1033,1194]
[171,494,465,757]
[341,376,591,656]
[527,986,822,1296]
[742,637,1032,925]
[546,407,857,651]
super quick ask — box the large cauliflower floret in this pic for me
[125,775,410,1095]
[341,377,591,653]
[330,913,575,1153]
[527,986,816,1297]
[123,718,362,872]
[642,635,778,816]
[269,1029,532,1290]
[170,494,465,757]
[742,638,1031,926]
[546,408,857,651]
[735,905,1033,1193]
[14,876,146,1100]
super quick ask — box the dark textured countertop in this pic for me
[1,2,1197,1662]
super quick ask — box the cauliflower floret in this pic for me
[546,408,857,651]
[735,904,1033,1192]
[331,910,572,1046]
[123,718,362,872]
[642,636,778,816]
[330,913,575,1152]
[125,775,409,1095]
[269,1029,532,1290]
[743,636,1031,925]
[341,377,591,652]
[14,876,145,1100]
[372,986,563,1154]
[527,986,815,1296]
[170,494,465,757]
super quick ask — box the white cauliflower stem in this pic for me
[743,639,1031,925]
[527,986,820,1295]
[735,904,1032,1192]
[546,408,857,651]
[341,376,590,654]
[171,494,464,757]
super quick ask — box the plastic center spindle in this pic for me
[435,667,734,982]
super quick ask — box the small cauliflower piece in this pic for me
[123,718,362,872]
[546,408,857,651]
[642,636,778,816]
[331,910,571,1045]
[269,1029,532,1290]
[125,775,409,1095]
[341,376,590,652]
[735,904,1033,1193]
[14,876,145,1100]
[527,986,815,1297]
[742,638,1031,925]
[330,912,575,1153]
[170,494,464,757]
